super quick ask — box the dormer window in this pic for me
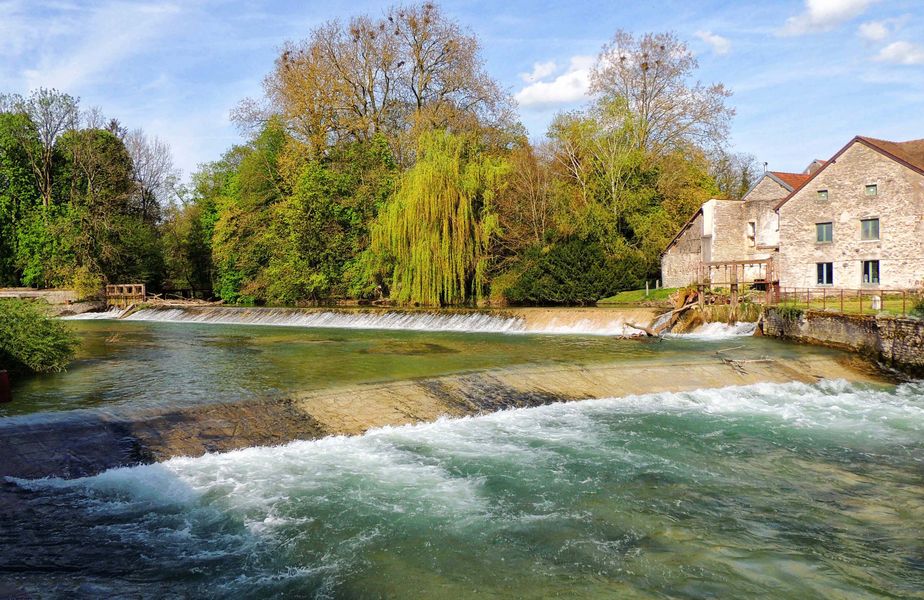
[817,189,828,200]
[865,184,878,196]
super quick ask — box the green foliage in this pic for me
[1,99,168,292]
[911,296,924,319]
[502,238,634,306]
[598,287,678,305]
[0,299,78,374]
[371,130,506,306]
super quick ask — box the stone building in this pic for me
[660,168,811,288]
[775,136,924,290]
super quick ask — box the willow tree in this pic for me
[372,130,506,306]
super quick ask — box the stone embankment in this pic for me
[761,308,924,377]
[0,354,884,480]
[0,288,103,316]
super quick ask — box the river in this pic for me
[1,312,922,598]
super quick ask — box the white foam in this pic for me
[120,307,644,337]
[61,307,129,320]
[667,321,757,340]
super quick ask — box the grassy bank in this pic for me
[598,287,678,305]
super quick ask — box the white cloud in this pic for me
[21,2,182,92]
[514,55,594,109]
[857,20,889,41]
[520,61,557,83]
[857,15,910,42]
[875,41,924,65]
[782,0,879,35]
[695,30,731,55]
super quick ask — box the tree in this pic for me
[124,128,178,223]
[1,89,79,208]
[710,150,762,200]
[371,130,506,305]
[249,2,513,160]
[590,31,733,153]
[493,142,554,264]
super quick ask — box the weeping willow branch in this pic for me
[372,130,507,306]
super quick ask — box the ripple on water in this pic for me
[4,379,924,597]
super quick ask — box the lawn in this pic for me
[598,287,678,305]
[777,293,923,317]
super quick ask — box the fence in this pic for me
[771,287,924,317]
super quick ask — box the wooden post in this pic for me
[822,288,826,311]
[903,291,906,316]
[645,280,649,297]
[840,289,844,313]
[859,290,863,315]
[730,266,738,322]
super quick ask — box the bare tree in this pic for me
[124,128,178,223]
[590,31,733,153]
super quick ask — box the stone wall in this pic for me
[762,307,924,376]
[709,200,747,262]
[777,142,924,289]
[661,211,703,288]
[743,176,785,256]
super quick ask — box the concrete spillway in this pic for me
[0,353,885,481]
[65,305,665,337]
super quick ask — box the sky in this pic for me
[2,0,923,179]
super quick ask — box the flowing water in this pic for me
[4,315,783,418]
[3,380,923,598]
[2,311,922,598]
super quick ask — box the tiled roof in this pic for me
[857,136,924,173]
[768,171,810,191]
[775,135,924,211]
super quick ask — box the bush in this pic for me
[0,299,79,374]
[912,295,924,318]
[502,238,638,306]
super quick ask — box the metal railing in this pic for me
[770,287,924,317]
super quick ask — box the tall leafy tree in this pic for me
[371,130,506,305]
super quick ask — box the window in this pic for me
[862,260,880,285]
[817,189,829,200]
[817,262,834,285]
[747,221,755,246]
[816,222,833,243]
[866,184,878,196]
[861,218,879,240]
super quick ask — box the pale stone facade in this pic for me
[661,171,800,287]
[777,138,924,290]
[661,210,704,288]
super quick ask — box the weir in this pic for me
[65,304,663,336]
[0,353,886,480]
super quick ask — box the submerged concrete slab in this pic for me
[0,354,887,481]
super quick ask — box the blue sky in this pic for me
[2,0,923,179]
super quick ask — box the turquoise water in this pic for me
[5,380,924,598]
[5,318,794,417]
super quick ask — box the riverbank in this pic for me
[762,307,924,377]
[0,353,886,480]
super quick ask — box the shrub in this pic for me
[0,299,79,374]
[912,295,924,318]
[502,238,637,306]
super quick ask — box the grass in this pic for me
[598,287,678,305]
[776,293,923,317]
